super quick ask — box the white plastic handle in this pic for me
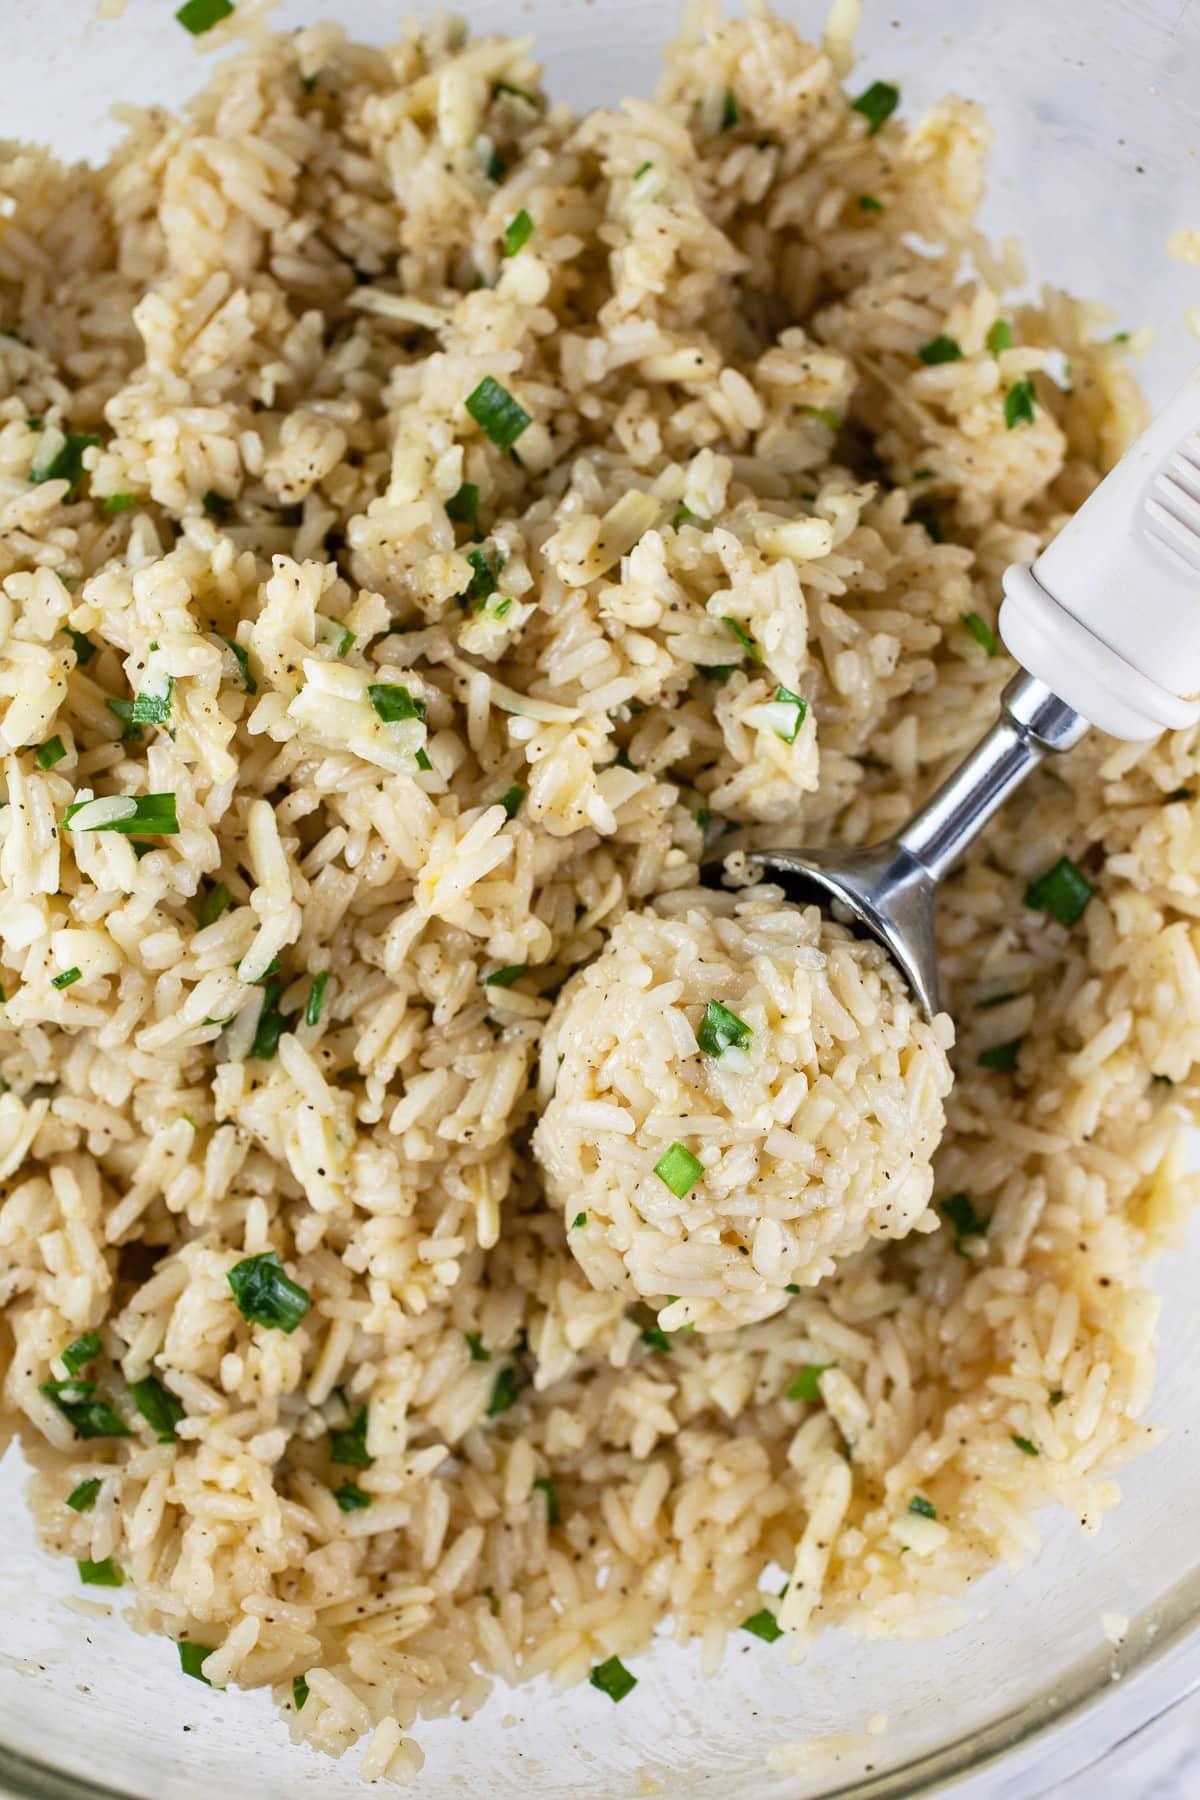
[999,366,1200,740]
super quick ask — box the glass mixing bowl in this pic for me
[3,1,1200,1794]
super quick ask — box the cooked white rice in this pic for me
[0,1,1195,1783]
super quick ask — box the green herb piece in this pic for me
[571,1212,587,1229]
[131,674,173,726]
[367,683,425,723]
[465,547,500,604]
[329,622,355,658]
[414,747,433,771]
[64,793,179,835]
[293,1675,309,1711]
[962,611,997,656]
[446,482,480,528]
[634,160,653,179]
[986,319,1013,355]
[40,1380,130,1439]
[918,335,963,365]
[799,405,842,430]
[217,634,256,694]
[697,663,736,684]
[672,502,707,529]
[484,964,525,988]
[532,1476,560,1525]
[977,1038,1022,1072]
[129,1376,184,1442]
[850,79,899,134]
[503,209,534,256]
[176,0,233,32]
[1004,377,1036,428]
[248,979,292,1061]
[464,1331,491,1363]
[784,1283,800,1294]
[330,1406,372,1467]
[1049,1388,1065,1406]
[31,432,100,496]
[857,194,884,213]
[465,376,531,452]
[640,1324,672,1355]
[78,1557,123,1588]
[695,807,712,832]
[912,468,936,480]
[498,784,525,818]
[913,508,943,542]
[102,493,137,514]
[1112,330,1131,344]
[62,1332,101,1375]
[771,685,808,743]
[201,489,231,520]
[908,1495,937,1520]
[52,967,82,990]
[227,1250,310,1333]
[722,616,762,661]
[942,1191,987,1256]
[305,971,329,1028]
[740,1608,783,1643]
[976,989,1016,1010]
[199,881,230,927]
[719,89,740,130]
[494,81,539,106]
[653,1142,704,1198]
[66,1477,102,1513]
[334,1480,371,1513]
[487,1366,520,1416]
[786,1363,832,1403]
[65,628,95,665]
[697,998,752,1057]
[1023,856,1093,928]
[1011,1433,1039,1456]
[482,145,508,183]
[589,1656,637,1702]
[35,736,67,770]
[178,1642,216,1685]
[482,1585,501,1615]
[104,698,143,743]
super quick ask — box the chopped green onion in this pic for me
[1049,1388,1065,1406]
[31,432,100,496]
[102,492,137,514]
[464,1332,491,1363]
[771,685,808,743]
[672,502,706,529]
[697,663,735,684]
[784,1283,800,1294]
[918,335,962,365]
[503,210,533,256]
[65,628,95,665]
[330,1406,372,1467]
[201,489,232,520]
[695,807,711,832]
[293,1675,309,1711]
[589,1656,637,1702]
[465,376,531,452]
[719,89,740,130]
[482,1585,501,1615]
[697,998,752,1057]
[481,144,508,183]
[334,1481,371,1513]
[722,616,762,661]
[962,612,997,656]
[62,1332,101,1374]
[446,482,480,528]
[977,1038,1022,1071]
[51,967,82,990]
[66,1477,102,1513]
[131,673,173,726]
[571,1212,587,1229]
[199,881,230,926]
[1112,330,1131,344]
[493,81,539,107]
[740,1608,783,1643]
[64,793,179,835]
[217,634,256,694]
[799,405,842,431]
[367,683,425,723]
[104,698,143,743]
[176,0,232,28]
[487,1366,520,1416]
[908,1495,937,1520]
[912,468,936,480]
[850,79,899,134]
[976,989,1017,1010]
[465,547,501,604]
[332,622,355,657]
[532,1476,560,1525]
[78,1557,123,1588]
[248,979,293,1060]
[498,784,525,818]
[1004,377,1037,428]
[633,160,653,179]
[640,1324,672,1355]
[653,1142,704,1198]
[1024,856,1093,928]
[414,747,433,771]
[39,1380,130,1439]
[786,1363,833,1403]
[986,319,1013,355]
[857,194,884,213]
[942,1191,987,1256]
[129,1375,184,1442]
[484,964,525,987]
[227,1250,311,1333]
[35,736,66,769]
[305,970,329,1028]
[178,1642,217,1685]
[1011,1433,1039,1456]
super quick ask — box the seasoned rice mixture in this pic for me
[1,2,1196,1781]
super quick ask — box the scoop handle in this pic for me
[999,366,1200,740]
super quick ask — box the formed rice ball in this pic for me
[534,894,955,1331]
